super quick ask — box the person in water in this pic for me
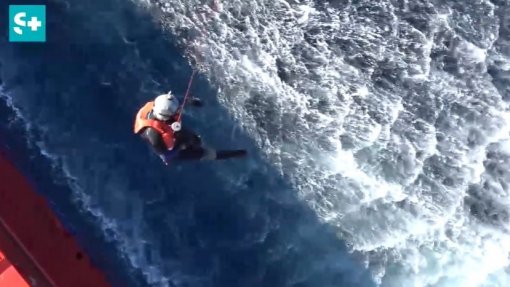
[133,91,217,165]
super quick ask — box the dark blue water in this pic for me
[0,0,376,286]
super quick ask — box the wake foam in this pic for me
[142,0,510,285]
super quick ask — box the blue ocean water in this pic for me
[0,0,375,286]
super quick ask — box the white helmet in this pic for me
[153,92,179,121]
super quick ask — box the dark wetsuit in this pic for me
[140,111,207,161]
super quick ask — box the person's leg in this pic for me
[174,128,202,149]
[175,147,207,161]
[173,128,217,161]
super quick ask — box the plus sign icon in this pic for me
[9,5,46,42]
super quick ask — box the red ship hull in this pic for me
[0,250,29,287]
[0,151,112,287]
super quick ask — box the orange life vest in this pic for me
[133,101,175,150]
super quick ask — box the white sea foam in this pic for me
[143,0,510,286]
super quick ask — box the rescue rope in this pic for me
[177,69,197,123]
[176,2,219,123]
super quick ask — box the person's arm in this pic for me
[143,127,168,154]
[142,127,180,165]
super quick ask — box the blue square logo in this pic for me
[9,5,46,42]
